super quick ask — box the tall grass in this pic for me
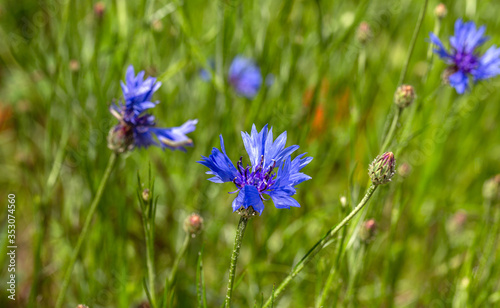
[1,0,500,307]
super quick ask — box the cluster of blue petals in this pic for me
[229,56,263,99]
[198,124,312,215]
[430,19,500,94]
[110,65,197,151]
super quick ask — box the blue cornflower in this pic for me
[229,56,262,99]
[430,19,500,94]
[198,124,312,215]
[108,65,197,152]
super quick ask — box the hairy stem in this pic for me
[225,216,249,307]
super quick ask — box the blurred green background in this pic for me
[1,0,500,307]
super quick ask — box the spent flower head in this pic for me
[368,152,396,185]
[108,65,197,153]
[429,19,500,94]
[229,56,262,99]
[198,124,312,215]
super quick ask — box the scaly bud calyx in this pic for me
[369,152,396,185]
[394,85,416,108]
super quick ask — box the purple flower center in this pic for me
[453,50,479,73]
[233,155,277,196]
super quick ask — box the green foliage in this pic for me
[1,0,500,307]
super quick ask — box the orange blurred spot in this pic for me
[0,104,13,132]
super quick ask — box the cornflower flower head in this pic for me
[108,65,197,153]
[229,56,262,99]
[429,19,500,94]
[198,124,312,215]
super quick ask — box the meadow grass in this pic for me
[1,0,500,307]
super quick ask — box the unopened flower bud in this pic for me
[107,124,134,153]
[94,2,105,19]
[184,213,204,237]
[359,219,377,243]
[142,189,150,202]
[369,152,396,185]
[434,3,447,19]
[394,85,416,108]
[356,22,372,44]
[398,162,412,178]
[482,175,500,202]
[77,305,89,308]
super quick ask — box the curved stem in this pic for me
[55,153,118,308]
[225,216,249,307]
[380,107,402,154]
[263,184,378,308]
[162,234,191,308]
[398,0,429,85]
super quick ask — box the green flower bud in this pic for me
[107,124,134,153]
[482,175,500,202]
[359,219,377,243]
[184,213,204,237]
[142,188,150,202]
[394,85,416,108]
[368,152,396,185]
[434,3,447,19]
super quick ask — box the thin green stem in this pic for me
[398,0,429,85]
[142,208,158,308]
[162,234,191,308]
[317,226,347,307]
[55,152,118,308]
[263,184,378,308]
[225,216,249,307]
[380,107,402,154]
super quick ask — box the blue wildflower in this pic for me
[229,56,262,99]
[430,19,500,94]
[108,65,197,153]
[198,124,312,215]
